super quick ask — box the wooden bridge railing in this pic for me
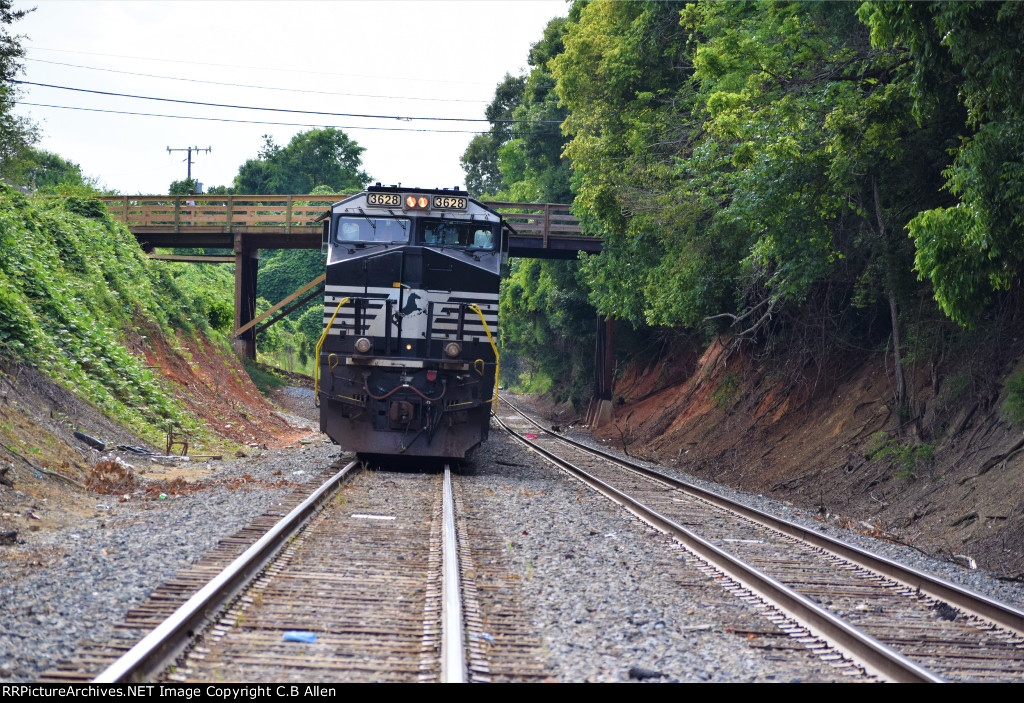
[486,201,582,246]
[99,195,335,233]
[98,195,583,239]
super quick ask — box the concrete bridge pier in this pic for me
[233,234,259,360]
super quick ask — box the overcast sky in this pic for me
[11,0,568,195]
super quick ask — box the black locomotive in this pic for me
[315,184,506,458]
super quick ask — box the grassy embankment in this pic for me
[0,184,253,449]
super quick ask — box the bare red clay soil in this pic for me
[132,325,308,449]
[0,328,317,538]
[576,336,1024,578]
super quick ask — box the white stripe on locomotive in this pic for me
[321,289,497,339]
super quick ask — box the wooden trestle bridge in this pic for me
[100,194,613,425]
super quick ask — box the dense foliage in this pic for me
[461,74,526,197]
[462,14,597,406]
[0,184,201,440]
[0,1,37,179]
[2,148,97,192]
[861,2,1024,327]
[474,1,1024,408]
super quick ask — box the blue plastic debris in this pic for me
[283,631,317,643]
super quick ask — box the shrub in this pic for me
[1003,370,1024,424]
[868,433,934,480]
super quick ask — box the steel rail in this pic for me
[499,396,1024,638]
[93,459,361,683]
[494,411,942,683]
[441,465,468,683]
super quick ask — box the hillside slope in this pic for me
[593,334,1024,578]
[0,187,313,537]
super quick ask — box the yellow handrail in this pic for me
[468,303,500,413]
[313,296,349,407]
[313,298,498,413]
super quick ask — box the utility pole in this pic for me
[167,145,211,185]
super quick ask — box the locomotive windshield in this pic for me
[422,220,496,250]
[336,216,409,244]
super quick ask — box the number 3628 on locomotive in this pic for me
[314,184,508,459]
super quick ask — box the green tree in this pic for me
[553,1,715,329]
[231,129,367,361]
[460,74,526,196]
[169,178,198,195]
[547,1,970,411]
[233,129,369,195]
[500,17,573,203]
[462,14,597,406]
[4,147,92,191]
[0,1,37,176]
[861,1,1024,327]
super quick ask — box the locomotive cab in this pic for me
[316,184,506,459]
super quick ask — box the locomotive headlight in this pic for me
[403,195,431,210]
[444,342,461,358]
[354,337,372,354]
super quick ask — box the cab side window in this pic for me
[473,229,493,248]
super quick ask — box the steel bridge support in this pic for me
[120,195,605,372]
[232,234,259,360]
[586,314,614,428]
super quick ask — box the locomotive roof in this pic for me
[330,184,501,221]
[366,183,468,196]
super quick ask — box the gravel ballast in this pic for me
[506,394,1024,612]
[0,434,343,683]
[6,391,1024,683]
[460,431,856,683]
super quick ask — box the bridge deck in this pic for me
[100,195,601,259]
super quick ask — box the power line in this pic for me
[13,80,562,125]
[16,101,564,136]
[25,45,495,86]
[24,58,490,104]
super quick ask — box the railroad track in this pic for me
[496,396,1024,683]
[43,458,546,683]
[38,461,350,683]
[163,464,442,683]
